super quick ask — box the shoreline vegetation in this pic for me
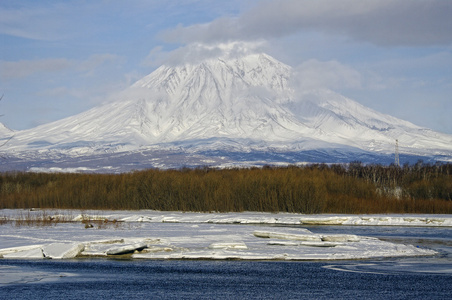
[1,162,451,214]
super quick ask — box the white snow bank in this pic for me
[1,209,451,227]
[300,216,452,226]
[77,212,452,227]
[0,210,442,261]
[28,167,98,173]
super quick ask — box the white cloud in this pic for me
[0,4,70,41]
[0,54,122,80]
[161,0,452,46]
[79,54,124,77]
[292,59,362,90]
[143,41,267,67]
[0,59,72,80]
[357,50,452,91]
[36,86,71,98]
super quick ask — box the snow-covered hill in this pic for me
[1,52,452,172]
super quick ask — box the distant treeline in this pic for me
[1,162,451,214]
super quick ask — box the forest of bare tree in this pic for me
[1,162,451,214]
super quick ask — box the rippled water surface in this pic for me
[1,226,451,299]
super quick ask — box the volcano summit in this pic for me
[2,53,452,172]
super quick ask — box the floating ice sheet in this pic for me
[0,210,443,261]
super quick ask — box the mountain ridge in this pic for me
[1,52,452,172]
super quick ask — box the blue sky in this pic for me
[1,0,451,134]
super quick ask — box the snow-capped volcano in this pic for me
[2,53,452,171]
[128,53,303,143]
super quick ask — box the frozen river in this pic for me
[0,210,451,298]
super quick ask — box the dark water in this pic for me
[1,226,451,300]
[1,259,451,300]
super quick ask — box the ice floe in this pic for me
[253,231,322,242]
[3,247,45,259]
[105,242,148,255]
[42,243,85,259]
[2,243,84,259]
[208,242,248,250]
[0,209,445,261]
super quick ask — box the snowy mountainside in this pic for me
[0,122,13,138]
[286,89,452,154]
[1,52,452,171]
[129,53,308,143]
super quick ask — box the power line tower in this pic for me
[395,139,400,167]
